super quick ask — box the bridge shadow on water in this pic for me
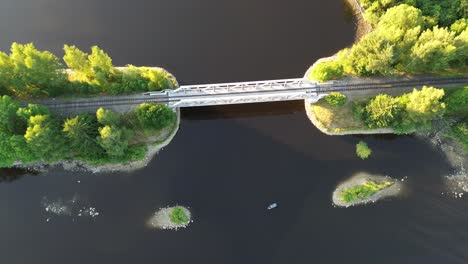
[181,100,306,120]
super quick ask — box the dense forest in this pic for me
[309,0,467,81]
[0,96,176,168]
[0,43,177,98]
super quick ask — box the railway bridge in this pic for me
[37,76,468,114]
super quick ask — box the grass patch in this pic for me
[307,98,367,133]
[340,181,394,203]
[169,207,190,225]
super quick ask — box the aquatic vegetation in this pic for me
[340,180,394,202]
[356,141,372,159]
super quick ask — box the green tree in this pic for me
[0,95,21,134]
[445,87,468,116]
[97,125,128,157]
[451,18,467,34]
[9,43,67,97]
[24,114,68,162]
[448,121,468,151]
[452,29,468,67]
[0,52,14,95]
[9,135,38,163]
[364,94,401,128]
[309,60,344,82]
[409,27,457,72]
[135,103,175,130]
[0,132,16,167]
[63,114,103,159]
[88,46,114,87]
[96,107,120,126]
[397,86,445,132]
[17,104,50,123]
[140,68,172,91]
[63,45,91,72]
[356,141,372,159]
[63,45,92,84]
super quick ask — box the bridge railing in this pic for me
[173,78,316,94]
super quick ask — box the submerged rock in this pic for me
[148,206,192,230]
[41,194,100,220]
[445,167,468,198]
[332,172,403,207]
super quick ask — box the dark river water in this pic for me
[1,1,468,263]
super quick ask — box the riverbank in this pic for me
[304,0,372,82]
[14,108,180,173]
[304,89,467,175]
[304,97,394,136]
[343,0,373,42]
[332,172,403,207]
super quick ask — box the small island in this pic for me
[148,206,192,230]
[333,172,402,207]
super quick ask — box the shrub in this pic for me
[97,125,129,158]
[352,101,367,120]
[135,103,175,131]
[309,61,344,82]
[356,141,372,159]
[445,86,468,117]
[448,121,468,152]
[96,108,120,126]
[169,207,190,225]
[324,92,347,107]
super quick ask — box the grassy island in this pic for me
[340,180,394,203]
[332,172,402,207]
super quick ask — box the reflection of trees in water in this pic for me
[0,168,38,183]
[342,0,356,23]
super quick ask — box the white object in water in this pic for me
[267,203,278,210]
